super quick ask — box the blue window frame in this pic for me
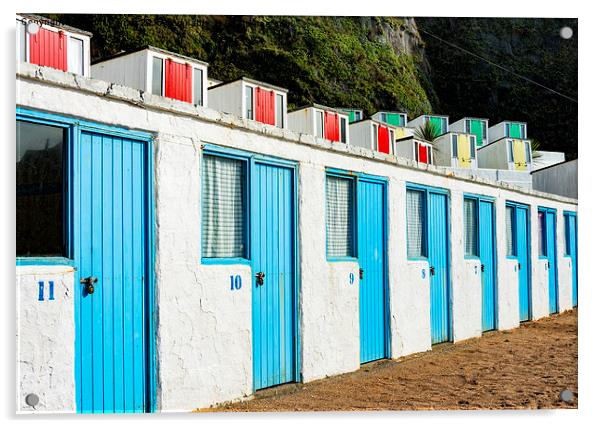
[463,197,478,257]
[505,205,517,257]
[406,188,427,258]
[325,170,357,260]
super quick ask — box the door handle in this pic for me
[481,264,485,273]
[80,276,98,295]
[255,272,265,286]
[429,266,435,276]
[359,268,364,280]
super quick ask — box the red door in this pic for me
[29,28,67,71]
[418,143,429,163]
[255,88,275,125]
[377,125,390,154]
[165,59,192,103]
[324,112,340,142]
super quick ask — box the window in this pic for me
[17,19,26,62]
[406,189,426,258]
[470,136,476,159]
[152,57,163,96]
[389,129,395,150]
[68,37,84,75]
[372,124,378,150]
[399,114,407,127]
[428,146,433,164]
[202,155,246,259]
[315,110,324,138]
[414,141,420,162]
[525,142,532,163]
[17,120,66,257]
[276,94,284,128]
[354,111,362,121]
[381,113,387,122]
[564,215,571,256]
[452,134,458,158]
[505,123,511,137]
[465,120,470,134]
[520,124,526,139]
[193,68,204,106]
[482,121,487,140]
[326,175,355,258]
[340,116,348,144]
[508,140,514,162]
[464,198,478,256]
[442,118,448,133]
[538,211,547,257]
[244,85,254,120]
[506,206,516,256]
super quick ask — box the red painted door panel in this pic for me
[255,88,275,125]
[165,59,192,103]
[418,144,428,163]
[29,28,67,71]
[324,112,340,142]
[377,125,390,154]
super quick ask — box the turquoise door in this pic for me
[516,206,531,321]
[541,209,559,314]
[358,178,388,363]
[479,200,496,331]
[251,161,297,390]
[428,191,451,344]
[75,131,151,413]
[565,213,578,307]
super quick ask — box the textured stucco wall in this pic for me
[16,64,578,412]
[16,265,76,413]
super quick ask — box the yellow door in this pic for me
[512,139,527,170]
[457,134,472,168]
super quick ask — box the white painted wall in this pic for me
[16,64,578,413]
[17,265,76,413]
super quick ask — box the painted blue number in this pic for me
[38,281,44,301]
[49,281,55,300]
[230,275,242,290]
[349,273,354,285]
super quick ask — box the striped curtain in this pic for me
[202,155,245,258]
[506,206,515,256]
[406,189,425,258]
[326,175,353,257]
[464,199,477,256]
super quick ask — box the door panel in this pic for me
[377,125,390,154]
[164,59,192,103]
[75,131,149,413]
[513,140,527,171]
[358,179,387,363]
[566,214,578,307]
[545,211,559,314]
[428,192,450,344]
[479,201,496,331]
[457,134,472,168]
[255,88,275,126]
[516,207,531,321]
[251,162,295,390]
[469,120,484,147]
[508,123,522,139]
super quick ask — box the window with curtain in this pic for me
[326,175,354,258]
[202,154,246,258]
[406,189,426,258]
[506,206,516,256]
[464,198,478,256]
[538,211,547,256]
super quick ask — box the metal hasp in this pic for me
[429,266,435,276]
[359,268,364,280]
[255,271,265,286]
[80,276,98,295]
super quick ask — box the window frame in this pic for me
[276,93,285,128]
[463,196,480,259]
[16,118,69,262]
[244,84,254,120]
[339,115,348,144]
[406,187,428,260]
[469,135,477,159]
[200,150,251,265]
[505,204,518,258]
[315,109,325,138]
[67,36,85,75]
[325,170,358,262]
[508,139,515,162]
[451,134,458,158]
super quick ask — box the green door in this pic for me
[508,123,523,139]
[468,119,484,147]
[385,113,401,127]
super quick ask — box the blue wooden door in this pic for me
[251,161,296,390]
[75,131,150,413]
[545,210,559,314]
[565,214,578,307]
[358,178,387,363]
[516,207,531,321]
[428,192,451,344]
[479,200,496,331]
